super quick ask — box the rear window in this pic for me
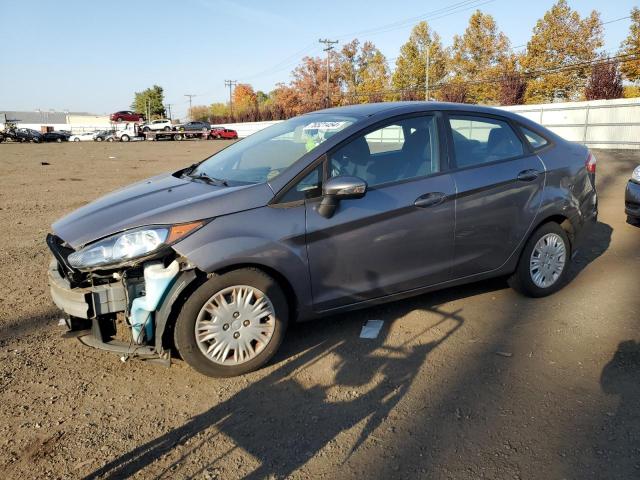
[520,127,549,150]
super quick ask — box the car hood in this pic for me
[52,172,273,249]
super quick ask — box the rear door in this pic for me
[445,113,546,278]
[304,113,457,311]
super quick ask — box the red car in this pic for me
[210,127,238,139]
[110,111,145,123]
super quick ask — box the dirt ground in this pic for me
[0,141,638,480]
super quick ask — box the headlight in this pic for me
[632,165,640,184]
[68,221,203,270]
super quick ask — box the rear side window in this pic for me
[520,127,549,150]
[448,115,524,168]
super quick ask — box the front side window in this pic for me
[278,164,323,203]
[448,115,524,168]
[329,115,439,187]
[192,114,356,185]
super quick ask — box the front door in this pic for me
[304,114,457,312]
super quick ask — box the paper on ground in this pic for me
[360,320,384,339]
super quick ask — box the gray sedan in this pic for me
[47,102,598,377]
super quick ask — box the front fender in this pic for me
[172,206,313,318]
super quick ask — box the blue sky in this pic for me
[0,0,636,119]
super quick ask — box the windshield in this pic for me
[190,113,357,184]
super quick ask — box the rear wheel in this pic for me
[120,134,130,142]
[509,222,571,297]
[174,269,288,377]
[73,138,80,142]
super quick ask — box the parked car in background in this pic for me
[69,132,98,142]
[210,127,238,139]
[110,111,144,123]
[175,121,210,132]
[15,128,43,143]
[47,102,598,378]
[42,131,70,143]
[142,119,172,132]
[626,165,640,225]
[94,130,116,142]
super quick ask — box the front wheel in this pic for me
[120,134,130,142]
[509,222,571,298]
[174,269,288,377]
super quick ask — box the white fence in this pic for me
[500,98,640,149]
[217,98,640,149]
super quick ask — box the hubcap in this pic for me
[529,233,566,288]
[194,285,276,365]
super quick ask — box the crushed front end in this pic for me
[46,231,199,365]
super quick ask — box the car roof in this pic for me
[312,101,529,122]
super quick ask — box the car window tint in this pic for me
[449,116,524,168]
[520,127,549,149]
[279,164,323,203]
[329,115,439,187]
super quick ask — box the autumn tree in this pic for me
[585,60,623,100]
[338,39,390,104]
[392,21,448,100]
[437,82,469,103]
[188,105,210,122]
[289,55,341,112]
[522,0,602,103]
[131,85,165,118]
[449,11,511,104]
[498,72,527,105]
[232,83,258,120]
[619,7,640,83]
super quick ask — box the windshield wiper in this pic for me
[187,171,228,186]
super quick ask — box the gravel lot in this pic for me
[0,142,638,479]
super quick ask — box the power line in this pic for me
[319,39,339,107]
[224,80,238,116]
[184,94,196,120]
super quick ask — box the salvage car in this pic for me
[42,131,70,143]
[142,119,172,132]
[47,102,598,377]
[15,128,43,143]
[210,127,238,140]
[110,111,144,123]
[176,121,211,132]
[94,130,116,142]
[626,165,640,225]
[69,131,98,142]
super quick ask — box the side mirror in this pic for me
[318,175,367,218]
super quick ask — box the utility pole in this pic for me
[425,44,431,101]
[184,94,196,120]
[165,104,172,120]
[224,80,237,117]
[319,38,338,107]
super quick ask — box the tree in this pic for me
[450,11,511,104]
[131,85,166,118]
[585,60,623,100]
[338,39,391,104]
[189,105,210,122]
[289,55,341,113]
[232,84,258,120]
[619,7,640,83]
[522,0,603,103]
[392,21,448,100]
[437,82,468,103]
[499,65,527,106]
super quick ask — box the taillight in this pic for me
[586,152,597,174]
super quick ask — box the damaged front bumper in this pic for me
[47,236,198,365]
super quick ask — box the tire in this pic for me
[163,126,170,131]
[143,127,150,132]
[508,222,571,298]
[73,138,80,142]
[173,133,183,141]
[96,137,103,142]
[174,268,289,377]
[121,134,130,142]
[107,137,114,142]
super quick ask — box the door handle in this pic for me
[517,169,540,182]
[414,192,446,208]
